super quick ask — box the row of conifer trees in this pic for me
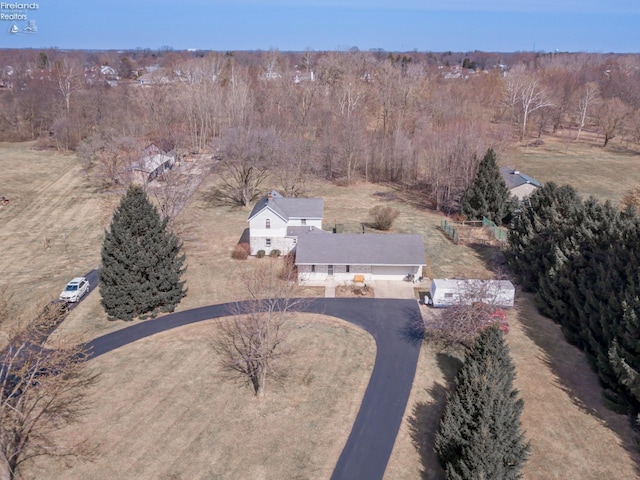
[435,326,530,478]
[506,182,640,416]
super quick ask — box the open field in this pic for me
[3,141,640,479]
[505,132,640,204]
[0,142,106,343]
[27,314,376,479]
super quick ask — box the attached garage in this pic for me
[371,266,415,281]
[295,233,425,284]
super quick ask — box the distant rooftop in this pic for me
[500,167,541,190]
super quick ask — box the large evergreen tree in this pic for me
[100,185,187,320]
[435,326,530,479]
[461,148,515,224]
[506,185,640,415]
[506,182,582,292]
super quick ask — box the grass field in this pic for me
[0,142,106,344]
[504,132,640,203]
[2,141,640,479]
[28,315,375,479]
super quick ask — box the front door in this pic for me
[328,265,334,276]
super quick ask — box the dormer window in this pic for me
[266,219,271,229]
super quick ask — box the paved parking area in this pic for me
[372,280,422,299]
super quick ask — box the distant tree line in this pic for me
[1,49,639,210]
[506,183,640,420]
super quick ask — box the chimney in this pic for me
[267,192,273,200]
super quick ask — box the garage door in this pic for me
[371,266,413,281]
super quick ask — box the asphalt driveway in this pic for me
[85,298,423,480]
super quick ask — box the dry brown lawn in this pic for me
[3,141,640,479]
[385,292,640,480]
[0,142,106,344]
[27,314,375,479]
[504,132,640,203]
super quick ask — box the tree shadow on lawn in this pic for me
[469,244,640,474]
[514,294,640,462]
[407,352,462,480]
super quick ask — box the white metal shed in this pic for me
[429,279,515,308]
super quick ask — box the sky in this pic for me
[0,1,638,53]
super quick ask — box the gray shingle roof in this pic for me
[295,233,426,266]
[500,167,541,190]
[248,191,323,221]
[286,226,329,237]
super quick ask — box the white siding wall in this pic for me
[249,210,288,238]
[288,218,323,228]
[250,236,296,255]
[249,208,323,255]
[299,264,423,283]
[371,265,420,281]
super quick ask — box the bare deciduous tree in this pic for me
[0,301,97,480]
[211,259,306,397]
[213,127,280,206]
[423,282,509,350]
[574,82,600,140]
[594,97,629,147]
[51,59,83,116]
[151,161,209,227]
[77,131,141,187]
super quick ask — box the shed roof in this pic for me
[500,167,541,190]
[248,191,324,221]
[134,153,174,173]
[432,279,515,291]
[295,233,425,266]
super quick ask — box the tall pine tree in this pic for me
[100,185,187,320]
[461,148,515,224]
[435,326,530,479]
[506,182,582,292]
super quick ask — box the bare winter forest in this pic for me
[1,48,639,211]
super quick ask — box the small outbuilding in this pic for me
[500,167,541,202]
[429,279,515,308]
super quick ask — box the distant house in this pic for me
[247,191,324,256]
[429,279,515,308]
[296,233,425,284]
[131,141,176,184]
[500,168,541,201]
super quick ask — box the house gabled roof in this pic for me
[500,167,541,190]
[248,191,324,222]
[295,233,425,266]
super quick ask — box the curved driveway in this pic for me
[85,298,423,480]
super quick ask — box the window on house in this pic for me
[266,238,271,247]
[346,265,350,273]
[265,219,271,229]
[444,292,453,298]
[311,265,315,273]
[301,219,307,226]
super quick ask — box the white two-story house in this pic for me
[247,191,324,255]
